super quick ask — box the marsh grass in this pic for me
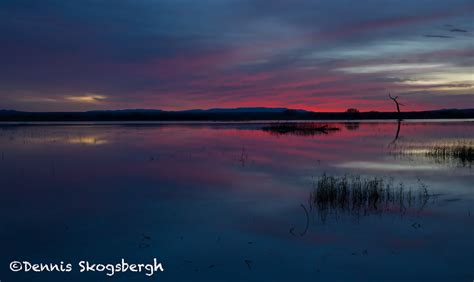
[390,139,473,168]
[426,141,473,166]
[262,123,340,136]
[310,174,430,223]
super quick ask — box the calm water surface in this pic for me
[0,121,473,281]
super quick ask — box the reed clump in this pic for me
[390,139,473,168]
[310,174,430,222]
[426,140,473,166]
[262,123,340,136]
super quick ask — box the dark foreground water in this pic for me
[0,121,473,282]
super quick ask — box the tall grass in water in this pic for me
[426,140,473,167]
[262,123,339,136]
[310,174,430,223]
[390,139,473,168]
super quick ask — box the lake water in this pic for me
[0,121,473,281]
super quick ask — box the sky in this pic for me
[0,0,473,112]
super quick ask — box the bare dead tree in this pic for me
[387,92,404,145]
[388,92,403,114]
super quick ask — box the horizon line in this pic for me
[2,107,474,114]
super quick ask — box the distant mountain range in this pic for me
[84,107,308,114]
[0,107,473,121]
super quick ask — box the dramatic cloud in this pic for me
[0,0,473,111]
[65,94,108,103]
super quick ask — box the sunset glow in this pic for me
[0,1,472,112]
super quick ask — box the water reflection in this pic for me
[344,122,360,131]
[390,120,402,145]
[67,136,108,145]
[336,161,444,171]
[0,126,109,145]
[0,121,473,282]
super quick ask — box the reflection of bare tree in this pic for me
[389,120,402,146]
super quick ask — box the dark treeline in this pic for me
[0,108,473,122]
